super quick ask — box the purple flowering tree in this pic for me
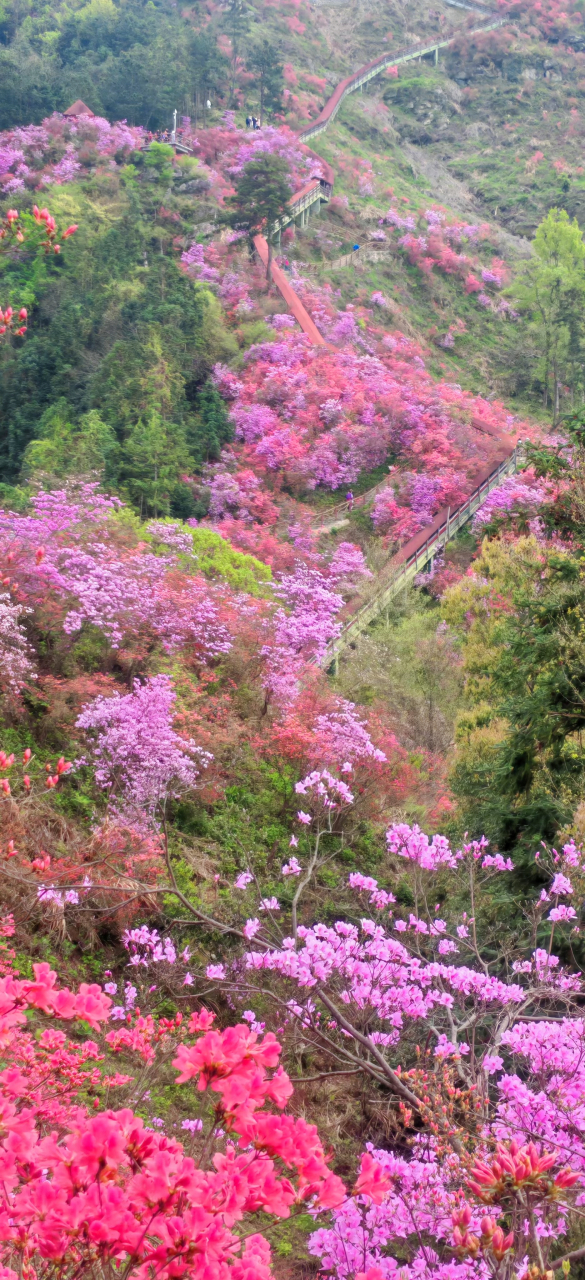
[76,674,211,826]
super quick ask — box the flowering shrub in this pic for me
[76,674,212,825]
[180,811,585,1280]
[0,591,35,696]
[0,114,144,193]
[260,542,373,707]
[472,472,551,531]
[207,328,526,518]
[372,469,469,539]
[380,205,509,310]
[207,465,279,524]
[0,485,236,658]
[176,121,319,210]
[0,937,346,1280]
[0,743,71,799]
[262,563,345,705]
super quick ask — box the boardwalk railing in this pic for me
[275,179,328,234]
[322,445,525,669]
[298,17,504,143]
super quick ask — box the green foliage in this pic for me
[189,526,272,593]
[188,381,234,464]
[512,208,585,416]
[0,0,230,129]
[143,516,271,590]
[222,0,251,103]
[0,483,29,512]
[226,154,291,278]
[0,169,237,505]
[228,153,291,238]
[22,402,118,481]
[248,39,284,124]
[524,439,569,479]
[189,31,228,121]
[143,142,175,184]
[445,538,585,871]
[337,597,463,757]
[119,411,192,518]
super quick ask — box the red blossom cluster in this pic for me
[0,305,27,337]
[31,203,78,255]
[0,746,71,797]
[451,1205,515,1264]
[0,951,346,1280]
[467,1140,580,1202]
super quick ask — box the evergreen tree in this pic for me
[222,0,250,105]
[226,154,291,281]
[248,40,284,125]
[513,208,585,420]
[120,411,191,518]
[190,380,234,462]
[444,534,585,873]
[189,32,228,125]
[21,404,118,482]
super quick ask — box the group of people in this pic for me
[146,129,176,144]
[245,115,261,129]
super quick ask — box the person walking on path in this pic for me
[346,490,354,510]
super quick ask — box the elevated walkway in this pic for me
[297,14,504,143]
[275,179,329,235]
[253,235,328,344]
[323,446,525,671]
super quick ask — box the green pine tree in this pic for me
[222,0,250,105]
[189,32,228,124]
[121,411,191,518]
[190,380,234,462]
[226,153,291,282]
[248,40,284,125]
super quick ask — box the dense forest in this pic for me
[4,1,585,1279]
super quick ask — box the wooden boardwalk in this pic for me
[323,446,525,671]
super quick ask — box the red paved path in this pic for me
[253,234,328,345]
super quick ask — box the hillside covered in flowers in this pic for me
[2,0,585,1278]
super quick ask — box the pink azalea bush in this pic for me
[472,472,551,531]
[76,673,212,824]
[379,205,510,311]
[0,590,35,696]
[0,113,144,192]
[0,486,236,658]
[206,328,527,522]
[0,926,347,1280]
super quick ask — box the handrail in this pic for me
[273,179,325,234]
[322,446,525,667]
[297,14,504,143]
